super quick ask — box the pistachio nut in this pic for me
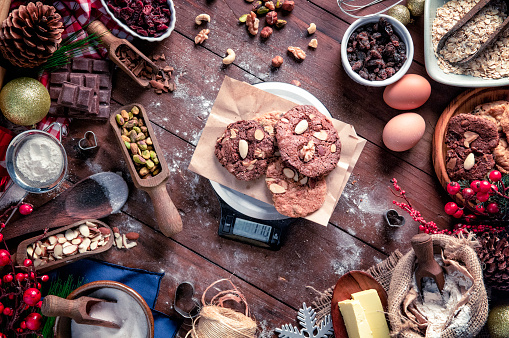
[147,146,154,151]
[121,110,129,121]
[141,150,151,159]
[137,141,148,151]
[252,1,263,10]
[125,120,137,129]
[128,111,134,119]
[150,151,159,164]
[239,14,248,22]
[131,106,140,115]
[122,128,129,136]
[124,141,131,149]
[146,159,155,169]
[139,167,150,176]
[275,0,283,8]
[145,137,153,145]
[137,119,144,127]
[140,126,148,133]
[121,135,130,143]
[116,114,124,126]
[276,19,287,28]
[133,126,141,134]
[130,143,139,155]
[135,132,146,141]
[256,6,269,15]
[152,168,161,176]
[133,155,146,164]
[129,130,138,143]
[149,164,158,172]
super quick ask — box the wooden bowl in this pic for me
[432,87,509,205]
[15,219,113,273]
[330,271,387,338]
[54,280,154,338]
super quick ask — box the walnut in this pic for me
[291,80,301,87]
[300,140,315,162]
[265,1,275,10]
[194,29,210,44]
[308,38,318,49]
[282,0,294,11]
[288,46,306,60]
[261,26,273,38]
[272,55,283,67]
[266,11,277,25]
[246,11,259,35]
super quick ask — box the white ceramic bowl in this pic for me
[341,14,414,87]
[101,0,176,42]
[424,0,509,87]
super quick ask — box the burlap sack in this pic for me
[388,234,488,338]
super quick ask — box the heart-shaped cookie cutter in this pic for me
[173,282,200,319]
[78,131,98,151]
[384,209,405,227]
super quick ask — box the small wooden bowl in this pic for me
[432,87,509,205]
[54,280,154,338]
[330,271,387,338]
[16,219,113,273]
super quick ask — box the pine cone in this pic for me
[476,231,509,290]
[0,2,63,68]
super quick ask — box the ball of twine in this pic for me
[190,305,257,338]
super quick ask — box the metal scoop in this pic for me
[41,295,120,329]
[411,233,445,295]
[86,20,159,88]
[436,0,509,64]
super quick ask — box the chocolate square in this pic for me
[69,73,85,86]
[49,87,62,100]
[92,59,110,73]
[57,82,78,106]
[49,103,66,116]
[50,72,69,84]
[72,58,93,72]
[98,74,110,88]
[84,74,100,95]
[86,96,99,116]
[98,105,110,118]
[76,87,94,110]
[98,89,111,103]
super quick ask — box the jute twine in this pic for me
[186,279,258,338]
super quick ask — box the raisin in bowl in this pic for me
[341,15,414,87]
[101,0,176,42]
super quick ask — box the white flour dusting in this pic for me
[331,235,364,276]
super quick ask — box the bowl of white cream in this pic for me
[54,280,154,338]
[5,130,67,193]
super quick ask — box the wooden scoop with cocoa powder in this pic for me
[411,233,445,295]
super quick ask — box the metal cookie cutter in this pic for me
[78,131,98,151]
[384,209,405,227]
[174,282,200,319]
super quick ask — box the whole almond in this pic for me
[464,153,475,170]
[295,120,308,134]
[239,139,249,159]
[254,129,265,141]
[283,168,295,178]
[126,232,140,240]
[99,227,111,235]
[269,183,286,194]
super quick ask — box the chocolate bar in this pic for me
[48,58,114,120]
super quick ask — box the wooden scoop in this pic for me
[411,233,445,294]
[41,295,121,329]
[2,172,128,240]
[86,20,159,88]
[110,104,183,238]
[436,0,509,64]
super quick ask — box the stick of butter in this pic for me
[351,289,390,338]
[338,299,373,338]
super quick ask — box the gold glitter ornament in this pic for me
[387,5,411,26]
[488,305,509,338]
[0,77,50,126]
[407,0,425,17]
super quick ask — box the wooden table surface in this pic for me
[1,0,472,336]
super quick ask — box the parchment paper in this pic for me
[188,77,366,226]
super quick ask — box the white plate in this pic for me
[210,82,331,221]
[424,0,509,87]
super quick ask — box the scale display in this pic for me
[232,219,272,243]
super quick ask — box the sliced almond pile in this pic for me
[27,221,112,268]
[112,227,139,250]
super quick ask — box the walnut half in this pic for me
[195,29,210,44]
[288,46,306,60]
[246,11,259,35]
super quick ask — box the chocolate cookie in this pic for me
[265,158,327,218]
[445,114,499,153]
[276,105,341,177]
[215,120,275,181]
[446,147,495,181]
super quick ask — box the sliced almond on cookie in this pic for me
[269,183,286,194]
[239,140,249,159]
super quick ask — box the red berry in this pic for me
[477,192,490,202]
[447,182,461,195]
[23,288,41,307]
[475,204,485,214]
[36,301,42,308]
[444,202,459,215]
[0,333,6,338]
[23,259,32,267]
[36,282,41,289]
[0,302,4,313]
[452,208,464,218]
[0,234,3,242]
[489,170,502,182]
[16,328,23,334]
[20,321,26,330]
[3,308,12,316]
[487,202,500,214]
[462,188,475,200]
[3,274,13,283]
[25,313,42,331]
[0,250,11,267]
[471,180,481,192]
[19,204,33,215]
[15,273,25,282]
[29,272,35,280]
[41,275,49,282]
[23,273,29,280]
[479,180,491,193]
[491,184,498,193]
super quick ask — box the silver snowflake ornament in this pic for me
[275,302,334,338]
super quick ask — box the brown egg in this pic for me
[382,113,426,152]
[383,74,431,110]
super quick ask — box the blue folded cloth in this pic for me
[46,258,180,338]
